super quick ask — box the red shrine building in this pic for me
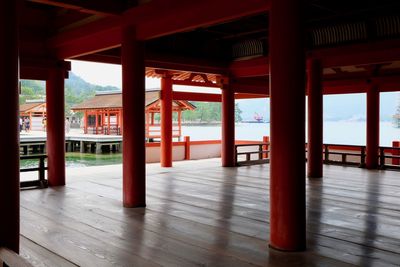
[72,89,195,140]
[1,0,400,266]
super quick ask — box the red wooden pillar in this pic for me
[178,109,182,138]
[307,59,323,178]
[263,136,269,159]
[184,136,191,160]
[0,0,20,253]
[366,84,380,169]
[145,111,150,140]
[84,110,88,134]
[269,0,306,251]
[221,82,235,167]
[161,75,173,167]
[122,25,146,207]
[46,63,66,186]
[95,111,98,134]
[107,110,111,135]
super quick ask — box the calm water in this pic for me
[182,121,399,146]
[21,121,399,168]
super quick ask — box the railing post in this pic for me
[324,144,329,162]
[360,147,366,167]
[258,144,263,160]
[184,136,190,160]
[39,157,45,182]
[263,136,269,159]
[379,147,385,168]
[392,141,400,165]
[234,145,238,166]
[342,154,346,164]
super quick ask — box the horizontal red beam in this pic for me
[20,58,71,80]
[27,0,126,15]
[50,0,269,59]
[309,39,400,68]
[235,93,267,99]
[172,80,220,88]
[49,17,122,59]
[75,53,228,75]
[172,91,221,102]
[230,57,269,77]
[130,0,270,40]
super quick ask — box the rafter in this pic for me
[27,0,132,16]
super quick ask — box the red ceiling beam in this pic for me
[309,39,400,68]
[233,80,269,95]
[172,80,220,88]
[75,53,228,75]
[128,0,270,40]
[172,92,221,102]
[49,0,269,59]
[230,40,400,78]
[235,93,267,99]
[20,58,71,80]
[146,53,228,75]
[230,57,269,78]
[27,0,127,16]
[49,17,122,59]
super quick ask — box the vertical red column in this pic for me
[263,136,269,159]
[46,64,66,186]
[122,25,146,207]
[161,75,173,167]
[269,0,306,251]
[0,0,20,253]
[221,82,235,167]
[366,84,380,169]
[184,136,191,160]
[307,59,323,178]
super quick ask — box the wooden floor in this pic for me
[19,159,400,267]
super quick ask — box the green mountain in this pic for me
[20,73,242,122]
[20,72,120,115]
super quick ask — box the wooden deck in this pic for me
[19,159,400,266]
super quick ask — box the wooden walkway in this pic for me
[19,159,400,266]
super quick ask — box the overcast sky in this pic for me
[70,60,220,93]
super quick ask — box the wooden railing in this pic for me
[0,247,32,267]
[235,141,400,170]
[146,124,181,139]
[20,154,48,189]
[235,143,269,166]
[323,144,366,167]
[379,146,400,170]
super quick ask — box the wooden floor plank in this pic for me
[20,159,400,266]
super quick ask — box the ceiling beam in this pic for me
[172,92,221,102]
[27,0,129,16]
[230,57,269,78]
[128,0,270,40]
[309,39,400,68]
[74,52,228,75]
[49,0,270,59]
[48,17,122,59]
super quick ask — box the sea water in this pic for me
[20,121,400,168]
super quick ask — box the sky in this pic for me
[70,59,399,121]
[70,60,220,94]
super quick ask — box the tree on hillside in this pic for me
[181,101,243,123]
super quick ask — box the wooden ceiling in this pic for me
[17,0,400,95]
